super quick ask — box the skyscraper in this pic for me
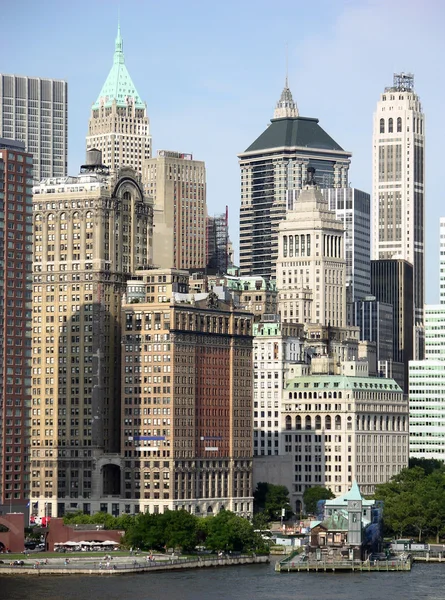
[372,73,425,357]
[276,171,346,328]
[410,218,445,460]
[0,141,33,515]
[238,80,351,278]
[30,152,153,518]
[323,188,371,307]
[144,150,207,270]
[0,74,68,182]
[86,24,151,176]
[206,207,229,273]
[371,259,414,392]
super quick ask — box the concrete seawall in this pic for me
[0,555,269,576]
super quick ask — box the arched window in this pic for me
[296,415,301,430]
[325,415,331,430]
[285,415,292,431]
[305,416,311,430]
[380,118,385,133]
[388,118,393,133]
[397,117,402,132]
[295,236,299,257]
[289,235,293,257]
[283,236,288,258]
[48,213,55,221]
[60,212,66,220]
[315,415,321,429]
[335,415,341,430]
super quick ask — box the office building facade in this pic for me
[30,156,153,518]
[323,188,371,304]
[238,81,351,278]
[372,73,425,356]
[0,142,33,515]
[410,218,445,459]
[120,272,254,516]
[282,364,408,509]
[371,259,413,392]
[0,74,68,182]
[86,25,151,176]
[144,150,206,271]
[276,175,347,328]
[206,207,229,273]
[253,318,303,457]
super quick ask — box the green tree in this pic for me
[303,486,335,515]
[254,482,292,520]
[252,511,270,532]
[161,510,198,552]
[204,511,257,553]
[122,513,165,551]
[373,466,445,541]
[408,457,444,475]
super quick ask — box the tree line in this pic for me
[63,509,269,554]
[374,458,445,543]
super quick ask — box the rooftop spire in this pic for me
[273,77,299,119]
[114,21,124,65]
[92,23,145,111]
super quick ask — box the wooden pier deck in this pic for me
[276,553,412,573]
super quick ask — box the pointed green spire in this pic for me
[92,23,145,110]
[114,21,124,64]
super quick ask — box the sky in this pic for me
[1,0,444,303]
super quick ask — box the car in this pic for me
[24,542,36,550]
[13,560,25,566]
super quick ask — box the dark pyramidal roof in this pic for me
[244,116,345,153]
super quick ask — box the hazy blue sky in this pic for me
[1,0,444,302]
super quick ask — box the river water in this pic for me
[2,559,445,600]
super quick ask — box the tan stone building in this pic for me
[277,172,346,328]
[282,360,409,512]
[120,270,254,516]
[30,157,153,518]
[144,151,206,271]
[188,273,278,322]
[86,25,151,177]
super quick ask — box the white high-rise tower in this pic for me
[372,73,425,357]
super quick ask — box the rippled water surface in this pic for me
[2,560,445,600]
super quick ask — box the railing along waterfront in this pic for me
[276,556,412,573]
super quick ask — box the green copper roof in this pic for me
[243,116,346,154]
[285,375,402,392]
[325,481,374,507]
[253,322,281,336]
[92,24,145,110]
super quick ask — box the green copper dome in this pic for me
[92,24,145,110]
